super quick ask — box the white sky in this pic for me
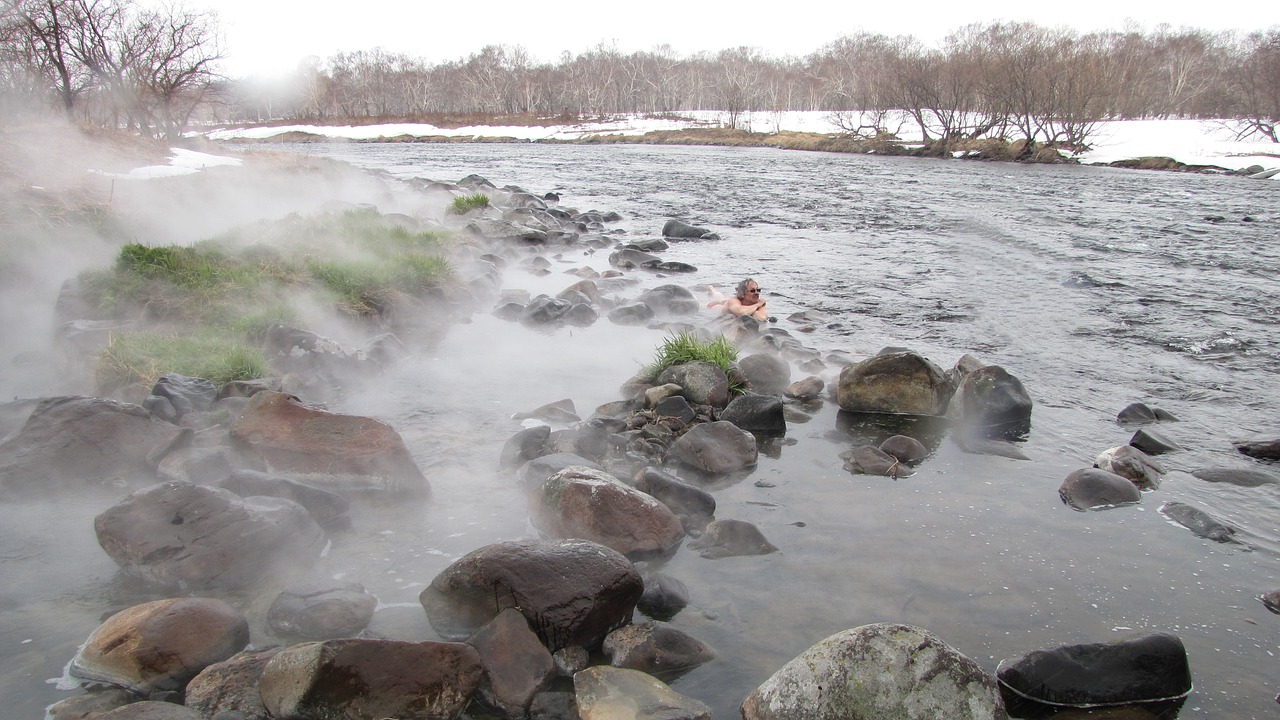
[205,1,1280,80]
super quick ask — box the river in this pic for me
[8,142,1280,718]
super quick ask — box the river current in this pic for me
[5,142,1279,718]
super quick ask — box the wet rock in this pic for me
[953,434,1030,460]
[522,295,574,324]
[1116,401,1179,425]
[267,581,378,639]
[221,469,351,529]
[494,301,525,321]
[516,398,581,423]
[1191,467,1280,487]
[653,394,696,423]
[879,435,929,463]
[229,391,429,495]
[741,623,1006,720]
[949,365,1032,435]
[259,639,482,720]
[603,621,715,673]
[1159,501,1238,542]
[608,247,662,268]
[633,467,716,531]
[517,452,604,491]
[531,466,686,560]
[721,394,786,433]
[946,353,986,386]
[657,361,730,408]
[996,633,1191,708]
[156,445,240,485]
[564,302,599,326]
[639,284,700,315]
[420,538,643,651]
[1128,428,1181,455]
[94,702,203,720]
[661,219,719,240]
[843,445,913,477]
[688,519,777,559]
[638,572,690,621]
[608,302,656,325]
[467,609,556,718]
[550,423,611,461]
[836,351,954,416]
[1233,435,1280,460]
[739,353,791,395]
[70,598,249,694]
[46,686,139,719]
[95,480,326,591]
[185,646,283,719]
[554,646,591,677]
[1261,590,1280,614]
[264,324,367,386]
[0,396,191,496]
[784,376,824,400]
[149,373,218,417]
[670,421,758,473]
[1094,445,1165,490]
[575,666,711,720]
[1059,468,1142,511]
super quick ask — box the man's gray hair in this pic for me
[735,278,757,298]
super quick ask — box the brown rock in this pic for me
[184,646,283,719]
[229,391,428,495]
[531,466,685,560]
[836,351,954,416]
[467,608,556,717]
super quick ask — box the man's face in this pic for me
[743,283,760,301]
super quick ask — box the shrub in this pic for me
[645,331,738,380]
[96,332,269,392]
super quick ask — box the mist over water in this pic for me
[3,139,1279,718]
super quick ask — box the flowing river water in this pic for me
[4,142,1280,718]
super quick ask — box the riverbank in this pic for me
[200,111,1280,176]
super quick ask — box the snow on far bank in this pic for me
[193,111,1280,176]
[92,147,242,180]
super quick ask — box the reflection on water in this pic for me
[3,143,1278,718]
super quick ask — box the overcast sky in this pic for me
[207,0,1280,79]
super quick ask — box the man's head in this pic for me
[736,278,761,301]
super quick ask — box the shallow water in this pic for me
[6,143,1280,718]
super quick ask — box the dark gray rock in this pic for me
[996,633,1191,708]
[1233,435,1280,460]
[661,219,718,240]
[638,572,690,621]
[1116,401,1179,425]
[1094,445,1165,490]
[1129,428,1181,455]
[564,303,599,326]
[721,394,786,434]
[419,538,643,651]
[653,395,696,423]
[784,376,824,400]
[1058,468,1142,511]
[738,353,791,395]
[608,248,661,268]
[522,295,574,324]
[517,452,603,491]
[467,608,556,718]
[185,647,283,719]
[879,435,929,463]
[150,373,218,416]
[657,361,730,408]
[608,302,655,325]
[949,365,1032,435]
[639,284,700,315]
[221,469,351,529]
[633,467,716,530]
[501,425,552,468]
[843,445,913,477]
[603,621,715,673]
[530,466,685,560]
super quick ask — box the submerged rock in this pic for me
[1116,401,1179,425]
[1128,428,1181,455]
[949,365,1032,435]
[602,621,715,674]
[1058,468,1142,511]
[575,666,711,720]
[1095,445,1165,490]
[1233,435,1280,460]
[185,647,283,719]
[661,219,718,240]
[467,608,556,718]
[1191,467,1280,487]
[1159,501,1238,542]
[688,519,777,559]
[267,581,379,639]
[741,623,1007,720]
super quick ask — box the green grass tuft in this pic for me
[448,193,490,215]
[97,332,269,392]
[645,331,739,380]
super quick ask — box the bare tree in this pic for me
[1230,29,1280,141]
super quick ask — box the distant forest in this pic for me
[3,0,1278,147]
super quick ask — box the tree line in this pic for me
[3,0,1278,148]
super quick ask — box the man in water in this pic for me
[706,278,768,322]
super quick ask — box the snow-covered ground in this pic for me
[188,111,1280,177]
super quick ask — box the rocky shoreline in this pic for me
[5,151,1261,719]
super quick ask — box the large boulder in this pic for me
[741,623,1007,720]
[184,647,283,719]
[575,666,711,720]
[0,396,190,495]
[531,466,686,560]
[420,538,643,651]
[258,639,483,720]
[656,361,730,408]
[836,352,954,416]
[996,633,1191,709]
[670,421,758,474]
[229,390,429,495]
[1058,468,1142,511]
[69,598,249,695]
[948,365,1032,435]
[95,480,327,591]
